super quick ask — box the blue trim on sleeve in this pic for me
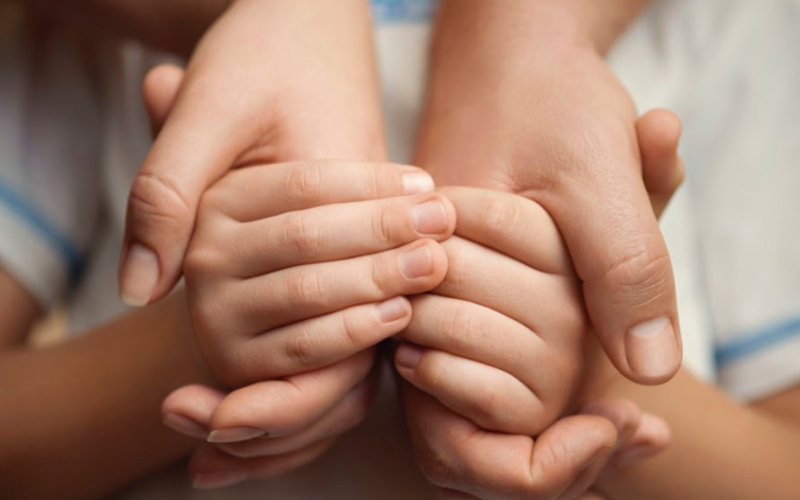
[0,177,84,284]
[371,0,436,23]
[715,315,800,367]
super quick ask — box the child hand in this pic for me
[183,160,454,388]
[396,110,684,499]
[163,160,455,488]
[396,188,670,499]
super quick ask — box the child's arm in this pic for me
[418,0,681,385]
[585,355,800,500]
[0,287,216,500]
[0,269,39,348]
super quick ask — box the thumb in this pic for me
[553,117,683,385]
[119,65,251,306]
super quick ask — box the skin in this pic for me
[118,0,683,387]
[418,0,682,385]
[118,0,384,308]
[7,0,231,56]
[0,283,216,500]
[584,345,800,500]
[396,111,684,500]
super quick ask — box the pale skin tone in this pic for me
[9,0,788,496]
[417,0,682,385]
[129,0,684,494]
[118,0,682,389]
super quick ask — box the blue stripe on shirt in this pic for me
[0,176,84,284]
[715,315,800,366]
[371,0,437,23]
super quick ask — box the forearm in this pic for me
[434,0,649,56]
[0,292,217,500]
[16,0,231,56]
[587,359,800,500]
[417,1,647,186]
[0,269,40,347]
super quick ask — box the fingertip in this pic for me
[637,108,682,154]
[119,242,160,307]
[395,343,424,370]
[375,296,412,324]
[580,398,641,445]
[625,316,682,384]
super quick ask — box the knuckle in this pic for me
[183,243,225,279]
[369,253,394,297]
[599,242,672,304]
[441,245,469,289]
[285,269,326,310]
[285,326,318,369]
[286,163,323,203]
[128,171,194,231]
[440,304,484,352]
[339,309,368,351]
[371,204,397,246]
[284,212,323,259]
[484,197,522,234]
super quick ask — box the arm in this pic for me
[0,276,216,500]
[15,0,231,56]
[587,355,800,500]
[0,269,39,348]
[418,0,682,385]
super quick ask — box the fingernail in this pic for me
[403,172,435,194]
[119,243,159,307]
[626,316,680,380]
[163,413,208,440]
[395,343,423,369]
[207,426,267,444]
[192,470,248,490]
[613,444,660,468]
[412,200,448,235]
[376,297,409,323]
[399,244,433,279]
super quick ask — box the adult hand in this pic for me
[119,0,383,306]
[416,1,684,384]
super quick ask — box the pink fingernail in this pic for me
[207,426,267,443]
[399,245,433,279]
[625,316,680,380]
[403,172,435,194]
[162,413,208,440]
[395,343,423,369]
[376,297,410,323]
[192,470,248,490]
[119,243,159,306]
[412,200,449,235]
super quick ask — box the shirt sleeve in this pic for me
[0,14,101,307]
